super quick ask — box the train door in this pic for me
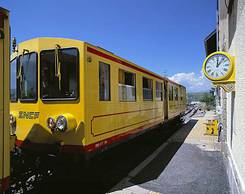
[164,82,168,119]
[0,7,10,193]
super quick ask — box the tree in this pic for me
[200,90,215,109]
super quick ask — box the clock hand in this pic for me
[217,58,225,68]
[216,58,219,68]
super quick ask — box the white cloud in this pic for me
[168,72,212,93]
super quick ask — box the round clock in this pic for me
[203,52,234,81]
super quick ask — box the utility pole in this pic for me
[0,7,10,193]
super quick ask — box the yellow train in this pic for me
[10,37,186,156]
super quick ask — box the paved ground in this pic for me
[109,111,230,194]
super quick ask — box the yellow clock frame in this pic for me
[202,51,235,83]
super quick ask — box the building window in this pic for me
[143,77,153,100]
[156,81,163,101]
[169,85,174,101]
[228,0,237,46]
[118,69,136,101]
[99,62,110,101]
[174,87,179,101]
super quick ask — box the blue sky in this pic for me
[2,0,216,92]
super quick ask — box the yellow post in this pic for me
[0,7,10,192]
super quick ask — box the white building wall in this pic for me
[228,11,245,189]
[226,92,232,148]
[219,1,245,192]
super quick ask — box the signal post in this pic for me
[0,7,10,192]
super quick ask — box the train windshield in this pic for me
[10,58,17,102]
[18,53,37,102]
[40,48,79,100]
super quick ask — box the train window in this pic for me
[118,69,136,101]
[169,85,174,101]
[143,77,153,100]
[10,58,17,102]
[182,88,186,101]
[174,87,179,101]
[156,81,163,101]
[41,48,79,100]
[99,62,110,101]
[180,88,183,101]
[19,52,37,102]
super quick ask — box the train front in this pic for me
[10,38,85,153]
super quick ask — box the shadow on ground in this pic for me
[111,119,198,192]
[9,119,197,194]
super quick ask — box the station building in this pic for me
[205,0,245,193]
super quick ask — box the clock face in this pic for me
[205,54,231,80]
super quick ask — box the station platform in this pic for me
[109,111,230,194]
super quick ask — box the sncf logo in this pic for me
[19,111,39,119]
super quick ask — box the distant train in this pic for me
[10,38,186,157]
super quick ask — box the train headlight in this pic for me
[56,116,67,132]
[47,117,56,130]
[10,114,16,135]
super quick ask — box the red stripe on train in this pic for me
[15,120,162,153]
[87,46,164,81]
[0,176,10,192]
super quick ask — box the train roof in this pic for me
[85,41,184,88]
[14,37,185,89]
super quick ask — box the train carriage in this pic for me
[10,37,186,156]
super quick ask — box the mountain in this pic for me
[187,92,212,104]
